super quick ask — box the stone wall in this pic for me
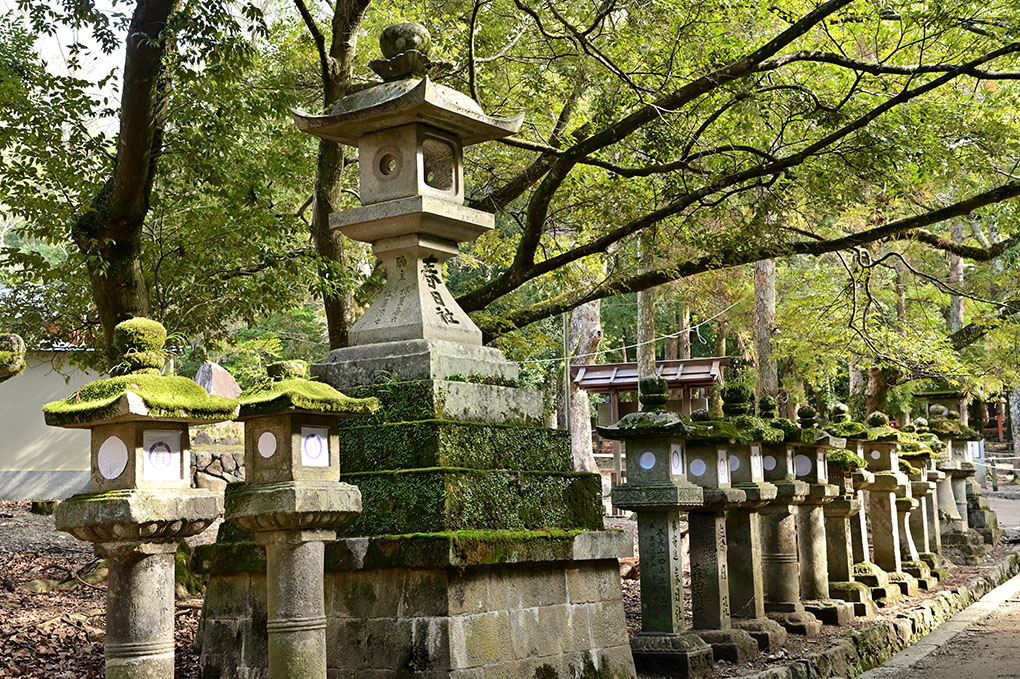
[191,450,245,492]
[196,531,636,679]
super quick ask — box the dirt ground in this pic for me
[2,501,1020,678]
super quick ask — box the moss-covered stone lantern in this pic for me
[786,406,855,625]
[225,361,378,679]
[597,377,712,677]
[925,406,996,563]
[859,412,925,596]
[44,318,237,679]
[756,408,823,636]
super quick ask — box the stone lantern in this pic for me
[758,427,823,636]
[44,318,237,679]
[674,383,766,663]
[597,377,713,677]
[292,23,524,386]
[225,361,378,679]
[193,22,635,679]
[860,412,921,597]
[788,406,854,626]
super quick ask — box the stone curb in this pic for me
[738,549,1020,679]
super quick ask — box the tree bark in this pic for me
[71,0,177,365]
[948,220,965,332]
[568,300,603,472]
[636,231,656,396]
[665,306,678,361]
[753,259,778,399]
[296,0,372,349]
[865,366,901,417]
[678,304,691,360]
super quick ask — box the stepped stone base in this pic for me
[630,632,714,678]
[732,617,787,652]
[900,560,937,591]
[196,531,636,679]
[804,598,855,626]
[764,606,822,637]
[828,581,877,618]
[888,571,920,597]
[853,562,904,607]
[694,628,759,664]
[943,529,991,565]
[967,494,1002,545]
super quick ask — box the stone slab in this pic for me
[313,339,518,390]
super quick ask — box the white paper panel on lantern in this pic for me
[670,442,684,476]
[751,445,763,481]
[717,449,730,484]
[98,435,129,480]
[300,426,330,467]
[817,451,828,482]
[142,430,182,481]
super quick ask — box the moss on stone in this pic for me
[446,373,520,388]
[123,351,165,372]
[338,380,443,427]
[826,420,871,439]
[43,374,238,426]
[337,419,571,472]
[829,580,870,594]
[898,458,921,475]
[175,540,206,595]
[237,377,378,419]
[113,317,167,354]
[826,449,867,470]
[337,467,603,536]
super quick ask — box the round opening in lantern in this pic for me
[97,436,129,480]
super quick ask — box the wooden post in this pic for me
[610,391,622,482]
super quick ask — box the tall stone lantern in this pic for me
[788,406,855,626]
[225,361,378,679]
[194,23,636,679]
[292,23,524,387]
[597,378,714,677]
[44,318,238,679]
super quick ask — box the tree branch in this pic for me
[894,229,1020,260]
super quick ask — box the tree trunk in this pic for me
[310,139,356,349]
[948,220,964,332]
[70,0,177,366]
[665,306,678,361]
[298,0,372,349]
[848,363,869,420]
[636,231,656,399]
[1010,391,1020,467]
[678,304,691,360]
[753,259,778,399]
[865,366,901,417]
[710,318,727,417]
[568,300,603,472]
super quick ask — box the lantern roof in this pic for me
[235,361,379,420]
[292,77,524,147]
[43,318,238,428]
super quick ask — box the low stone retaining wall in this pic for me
[742,550,1020,679]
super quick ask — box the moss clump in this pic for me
[43,374,238,426]
[758,394,778,419]
[720,382,754,416]
[768,417,816,444]
[826,420,870,439]
[866,411,891,428]
[827,449,867,470]
[175,540,206,596]
[267,360,308,380]
[123,351,165,373]
[237,378,378,419]
[113,317,167,354]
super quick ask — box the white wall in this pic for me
[0,352,96,499]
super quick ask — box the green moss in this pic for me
[267,360,308,379]
[338,381,442,427]
[0,351,26,383]
[237,378,378,419]
[113,317,167,353]
[446,373,520,388]
[826,449,867,470]
[829,580,869,594]
[898,458,922,476]
[174,540,206,595]
[337,467,603,536]
[43,374,238,426]
[337,419,571,472]
[123,351,165,372]
[826,420,871,439]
